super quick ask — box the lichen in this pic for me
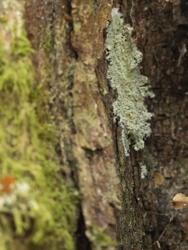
[0,4,78,250]
[140,164,148,179]
[106,8,153,155]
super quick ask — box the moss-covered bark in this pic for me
[0,1,78,249]
[1,0,187,250]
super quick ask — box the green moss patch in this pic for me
[0,13,77,250]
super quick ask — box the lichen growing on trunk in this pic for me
[0,1,78,250]
[106,8,153,155]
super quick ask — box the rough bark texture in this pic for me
[26,0,120,249]
[122,0,188,249]
[1,0,187,249]
[23,0,188,249]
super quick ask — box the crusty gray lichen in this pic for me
[106,8,153,155]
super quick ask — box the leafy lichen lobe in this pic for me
[106,8,153,155]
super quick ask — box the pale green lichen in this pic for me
[140,164,148,179]
[0,4,78,250]
[106,8,153,155]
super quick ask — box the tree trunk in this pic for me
[0,0,187,250]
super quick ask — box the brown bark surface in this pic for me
[26,1,120,249]
[25,0,188,249]
[123,0,188,249]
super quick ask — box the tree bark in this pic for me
[0,0,187,250]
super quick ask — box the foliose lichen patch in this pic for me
[106,8,153,155]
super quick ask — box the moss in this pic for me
[43,26,54,54]
[106,8,153,155]
[86,225,117,250]
[0,16,8,23]
[0,8,78,250]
